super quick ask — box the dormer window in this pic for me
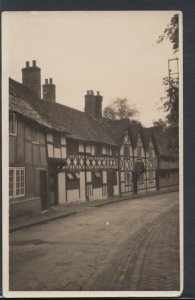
[9,112,17,135]
[53,133,61,148]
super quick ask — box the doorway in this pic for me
[107,171,115,197]
[40,170,48,211]
[133,173,138,194]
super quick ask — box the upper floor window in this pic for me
[32,128,39,143]
[95,144,102,156]
[112,147,118,157]
[9,112,17,135]
[67,139,78,155]
[137,147,142,159]
[9,167,25,198]
[125,172,131,185]
[53,133,61,148]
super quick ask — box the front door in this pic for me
[40,170,48,211]
[107,171,115,197]
[133,173,138,194]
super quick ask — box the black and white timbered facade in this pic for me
[9,61,179,218]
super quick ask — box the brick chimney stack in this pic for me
[22,60,41,99]
[84,90,103,119]
[42,78,56,103]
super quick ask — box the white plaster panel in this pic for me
[87,171,91,182]
[47,133,53,142]
[80,172,86,201]
[47,144,53,157]
[61,147,66,158]
[86,144,91,154]
[93,187,103,199]
[120,146,124,156]
[79,142,84,152]
[54,148,61,158]
[103,171,107,184]
[91,145,95,155]
[61,136,66,145]
[67,189,79,202]
[58,172,66,204]
[102,146,106,155]
[121,172,125,182]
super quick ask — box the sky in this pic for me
[2,11,179,126]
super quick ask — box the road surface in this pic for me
[9,191,180,291]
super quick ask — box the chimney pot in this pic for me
[49,78,52,84]
[26,61,30,68]
[32,60,36,67]
[97,91,100,96]
[45,79,48,84]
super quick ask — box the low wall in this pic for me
[10,197,41,218]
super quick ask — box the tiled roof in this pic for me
[103,118,143,148]
[152,127,178,157]
[9,78,118,146]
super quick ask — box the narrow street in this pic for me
[9,191,180,291]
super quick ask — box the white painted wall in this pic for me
[58,172,66,204]
[67,189,79,202]
[120,146,124,156]
[102,146,106,155]
[54,148,61,158]
[47,144,53,157]
[80,172,86,201]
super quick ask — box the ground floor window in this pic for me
[92,171,102,188]
[66,172,80,190]
[149,170,153,180]
[9,167,25,198]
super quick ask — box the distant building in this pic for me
[9,61,179,218]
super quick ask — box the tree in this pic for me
[156,14,179,152]
[103,98,139,120]
[157,14,179,53]
[153,118,167,130]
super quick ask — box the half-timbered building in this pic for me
[8,60,179,218]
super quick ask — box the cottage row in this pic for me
[9,61,179,218]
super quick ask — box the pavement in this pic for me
[9,186,178,232]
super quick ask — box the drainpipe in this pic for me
[84,142,89,202]
[118,147,122,196]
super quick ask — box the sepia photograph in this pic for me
[2,11,182,297]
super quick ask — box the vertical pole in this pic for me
[84,142,89,202]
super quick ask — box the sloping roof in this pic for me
[152,127,178,157]
[102,119,129,144]
[9,78,118,146]
[128,122,142,147]
[103,118,143,148]
[142,127,153,150]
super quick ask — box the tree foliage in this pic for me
[103,98,139,120]
[157,14,179,53]
[156,14,179,152]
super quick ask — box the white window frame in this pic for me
[9,167,25,198]
[9,112,17,136]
